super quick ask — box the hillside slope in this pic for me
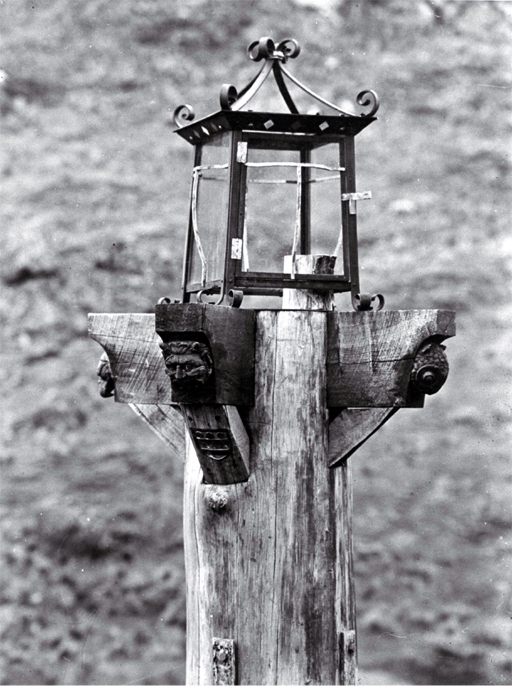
[1,1,511,684]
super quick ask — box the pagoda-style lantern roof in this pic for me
[174,108,376,146]
[172,37,382,309]
[173,37,379,143]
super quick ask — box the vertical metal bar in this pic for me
[339,138,349,279]
[222,130,245,296]
[241,181,250,272]
[300,146,311,255]
[182,144,202,303]
[339,136,359,295]
[230,131,247,293]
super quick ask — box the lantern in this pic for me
[173,37,382,310]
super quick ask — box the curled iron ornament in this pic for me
[356,90,380,117]
[173,37,379,122]
[352,292,385,311]
[221,37,379,117]
[219,84,239,110]
[248,36,275,61]
[278,38,301,60]
[173,103,195,129]
[247,36,300,62]
[247,37,301,62]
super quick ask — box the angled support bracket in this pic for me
[182,404,249,484]
[154,303,254,484]
[89,308,454,478]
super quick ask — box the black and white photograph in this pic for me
[1,1,511,684]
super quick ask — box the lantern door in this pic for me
[229,132,357,297]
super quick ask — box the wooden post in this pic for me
[88,287,454,685]
[285,253,357,683]
[183,255,354,684]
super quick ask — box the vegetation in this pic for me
[1,1,511,683]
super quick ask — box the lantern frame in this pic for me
[173,37,382,310]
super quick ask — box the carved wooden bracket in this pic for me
[88,313,252,484]
[327,312,454,467]
[88,308,455,475]
[182,404,249,484]
[326,309,455,408]
[153,303,254,484]
[155,303,255,406]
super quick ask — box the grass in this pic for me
[1,1,511,683]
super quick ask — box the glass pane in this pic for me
[201,132,231,166]
[310,143,344,275]
[190,134,231,286]
[243,147,300,273]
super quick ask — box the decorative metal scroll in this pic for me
[173,37,379,127]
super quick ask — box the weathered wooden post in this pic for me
[89,37,455,685]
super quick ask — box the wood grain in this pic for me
[283,254,335,310]
[184,259,357,683]
[182,404,249,485]
[88,314,172,404]
[185,310,352,684]
[327,309,455,408]
[155,303,255,406]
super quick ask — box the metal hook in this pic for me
[227,290,244,308]
[352,292,385,311]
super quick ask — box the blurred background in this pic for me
[1,0,511,684]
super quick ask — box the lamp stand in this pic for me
[89,259,454,684]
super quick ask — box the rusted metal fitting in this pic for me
[213,638,235,685]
